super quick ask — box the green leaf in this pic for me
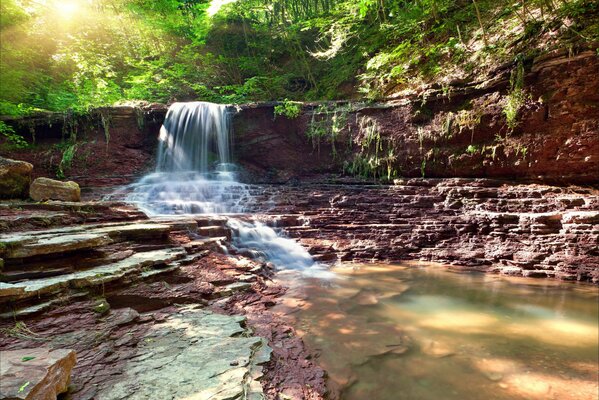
[18,381,30,393]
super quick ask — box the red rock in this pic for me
[0,347,76,400]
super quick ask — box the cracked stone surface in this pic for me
[99,306,271,400]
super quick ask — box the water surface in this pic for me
[275,263,599,400]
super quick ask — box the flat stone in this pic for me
[3,232,113,259]
[219,282,253,297]
[0,347,76,400]
[98,307,270,400]
[30,177,81,202]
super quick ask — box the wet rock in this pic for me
[0,347,76,400]
[0,157,32,199]
[98,307,270,400]
[29,177,81,202]
[352,289,379,306]
[484,372,504,382]
[421,340,455,358]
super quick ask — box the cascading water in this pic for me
[126,102,254,215]
[127,101,321,272]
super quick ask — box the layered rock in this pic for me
[29,177,81,202]
[254,179,599,282]
[0,157,32,199]
[234,47,599,185]
[0,347,76,400]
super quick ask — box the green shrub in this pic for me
[274,99,302,119]
[0,121,28,149]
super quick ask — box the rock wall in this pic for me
[0,104,166,187]
[234,46,599,185]
[2,46,597,188]
[256,179,599,282]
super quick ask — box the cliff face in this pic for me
[2,48,597,188]
[0,105,166,187]
[233,48,599,186]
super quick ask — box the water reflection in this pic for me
[275,263,599,400]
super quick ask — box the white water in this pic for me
[127,101,319,272]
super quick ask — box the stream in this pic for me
[275,263,599,400]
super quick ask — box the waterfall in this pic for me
[126,101,322,272]
[127,102,253,215]
[157,102,232,173]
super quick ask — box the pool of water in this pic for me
[275,263,599,400]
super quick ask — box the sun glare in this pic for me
[57,1,81,18]
[207,0,238,17]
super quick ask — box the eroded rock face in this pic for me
[254,179,599,282]
[0,347,76,400]
[29,177,81,202]
[234,48,599,185]
[0,157,33,199]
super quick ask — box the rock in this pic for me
[421,340,455,358]
[0,157,33,199]
[29,177,81,202]
[484,372,504,382]
[0,347,76,400]
[98,307,270,400]
[352,289,379,305]
[0,248,187,304]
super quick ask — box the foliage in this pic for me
[0,121,28,148]
[57,142,78,179]
[274,99,302,119]
[0,0,597,115]
[344,115,397,181]
[503,57,526,130]
[306,103,351,156]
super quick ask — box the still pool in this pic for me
[275,263,599,400]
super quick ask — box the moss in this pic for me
[92,298,110,315]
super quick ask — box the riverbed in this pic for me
[275,263,599,399]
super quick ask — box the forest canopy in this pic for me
[1,0,597,116]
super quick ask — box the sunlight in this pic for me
[207,0,237,17]
[55,1,81,18]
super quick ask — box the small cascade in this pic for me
[127,102,253,215]
[127,101,320,272]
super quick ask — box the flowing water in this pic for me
[126,101,319,271]
[275,263,599,400]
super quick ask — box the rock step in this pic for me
[0,247,187,307]
[0,220,197,260]
[0,348,76,399]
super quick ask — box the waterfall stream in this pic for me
[127,102,320,271]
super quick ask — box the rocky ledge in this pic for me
[0,201,326,400]
[253,178,599,282]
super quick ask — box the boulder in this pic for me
[0,157,33,199]
[0,347,76,400]
[29,177,80,202]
